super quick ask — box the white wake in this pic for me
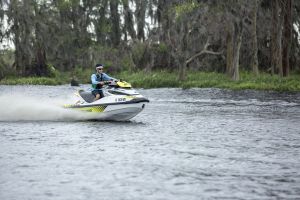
[0,94,90,121]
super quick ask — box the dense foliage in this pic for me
[0,0,299,82]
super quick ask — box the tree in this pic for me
[110,0,121,46]
[224,1,246,81]
[135,0,146,41]
[270,0,283,76]
[282,0,293,77]
[251,0,259,76]
[94,0,109,45]
[226,20,243,81]
[32,2,49,76]
[7,0,35,76]
[165,1,223,80]
[123,0,136,41]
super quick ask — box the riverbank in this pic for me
[1,70,300,92]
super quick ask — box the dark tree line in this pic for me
[0,0,299,80]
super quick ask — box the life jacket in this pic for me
[92,73,103,89]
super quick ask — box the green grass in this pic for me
[116,70,300,92]
[0,77,62,85]
[1,69,300,92]
[116,70,180,88]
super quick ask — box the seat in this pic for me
[79,90,95,103]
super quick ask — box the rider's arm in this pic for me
[91,74,100,85]
[102,73,117,81]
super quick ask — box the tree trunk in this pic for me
[110,0,121,46]
[271,0,283,76]
[282,0,293,77]
[33,5,48,77]
[158,0,170,42]
[226,27,233,77]
[178,20,188,81]
[232,32,242,81]
[226,20,242,81]
[251,0,259,76]
[95,0,108,44]
[123,0,136,40]
[34,45,48,76]
[136,0,146,41]
[10,0,33,76]
[14,21,22,74]
[178,57,186,81]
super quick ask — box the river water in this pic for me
[0,85,300,200]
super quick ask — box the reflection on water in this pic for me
[0,85,300,200]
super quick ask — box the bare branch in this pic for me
[185,38,222,66]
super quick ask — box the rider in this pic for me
[91,64,116,102]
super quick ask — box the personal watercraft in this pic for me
[64,81,149,121]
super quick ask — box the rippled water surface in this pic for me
[1,85,300,200]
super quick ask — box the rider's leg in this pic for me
[93,94,101,102]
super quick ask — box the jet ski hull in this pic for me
[64,101,147,121]
[96,103,145,121]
